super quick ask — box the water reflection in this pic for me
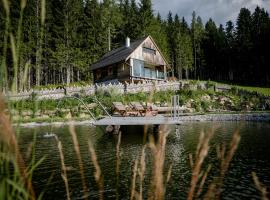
[17,122,270,199]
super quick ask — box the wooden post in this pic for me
[164,65,167,80]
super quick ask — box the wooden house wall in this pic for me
[129,37,166,66]
[94,62,131,83]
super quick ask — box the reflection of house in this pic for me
[91,35,169,84]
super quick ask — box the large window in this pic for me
[133,59,144,77]
[157,71,164,79]
[132,59,164,79]
[144,68,151,78]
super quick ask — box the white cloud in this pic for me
[152,0,270,25]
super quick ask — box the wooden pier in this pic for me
[93,113,270,126]
[94,115,180,125]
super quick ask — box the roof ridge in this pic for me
[90,36,149,70]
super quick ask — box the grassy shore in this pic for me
[235,85,270,96]
[7,83,270,124]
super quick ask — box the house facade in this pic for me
[90,36,169,84]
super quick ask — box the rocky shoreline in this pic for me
[15,112,270,127]
[17,120,95,127]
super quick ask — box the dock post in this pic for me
[171,95,180,120]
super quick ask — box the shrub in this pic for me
[206,81,215,90]
[201,101,210,111]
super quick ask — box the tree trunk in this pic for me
[36,0,41,86]
[77,70,80,82]
[185,69,189,80]
[66,65,71,85]
[178,64,182,80]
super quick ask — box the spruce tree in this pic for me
[138,0,153,36]
[191,11,204,79]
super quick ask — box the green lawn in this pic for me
[234,85,270,96]
[199,80,270,96]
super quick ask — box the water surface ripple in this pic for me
[18,122,270,199]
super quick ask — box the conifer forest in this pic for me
[1,0,270,92]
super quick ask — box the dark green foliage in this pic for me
[1,0,270,91]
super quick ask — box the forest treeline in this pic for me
[1,0,270,93]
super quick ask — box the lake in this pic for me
[18,122,270,199]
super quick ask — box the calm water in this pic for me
[18,122,270,199]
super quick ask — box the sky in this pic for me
[152,0,270,25]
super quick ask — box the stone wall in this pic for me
[5,81,228,101]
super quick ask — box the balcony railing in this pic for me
[133,66,165,80]
[132,58,165,80]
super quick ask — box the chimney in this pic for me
[125,37,130,47]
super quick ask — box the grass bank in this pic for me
[6,83,270,124]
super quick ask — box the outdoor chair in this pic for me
[130,102,147,116]
[130,102,159,117]
[112,102,138,117]
[146,103,158,116]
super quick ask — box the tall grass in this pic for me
[1,0,268,199]
[69,122,88,199]
[252,172,269,200]
[187,128,215,200]
[0,95,44,200]
[88,140,104,200]
[3,92,270,199]
[55,135,70,200]
[115,131,122,200]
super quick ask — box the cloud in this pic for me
[152,0,270,25]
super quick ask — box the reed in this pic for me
[69,122,88,199]
[187,128,215,200]
[195,164,211,198]
[204,130,241,199]
[88,140,104,200]
[0,95,35,199]
[55,136,70,200]
[138,146,146,200]
[115,131,122,200]
[130,158,139,200]
[252,172,268,200]
[148,124,170,200]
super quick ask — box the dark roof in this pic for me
[90,37,147,70]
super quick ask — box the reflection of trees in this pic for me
[93,125,147,198]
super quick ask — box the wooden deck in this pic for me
[94,115,180,125]
[93,113,270,125]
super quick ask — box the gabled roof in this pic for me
[91,37,147,70]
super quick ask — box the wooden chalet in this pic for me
[90,36,169,84]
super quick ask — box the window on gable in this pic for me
[143,47,156,55]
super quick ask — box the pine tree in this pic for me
[120,0,140,40]
[225,20,235,81]
[181,17,189,34]
[179,33,193,79]
[50,0,85,85]
[236,8,252,83]
[0,0,9,91]
[148,14,169,62]
[191,11,204,79]
[175,14,193,79]
[166,11,176,77]
[174,14,182,79]
[251,6,270,84]
[138,0,153,36]
[84,0,102,64]
[202,18,218,79]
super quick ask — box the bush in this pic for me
[201,101,210,111]
[206,81,215,90]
